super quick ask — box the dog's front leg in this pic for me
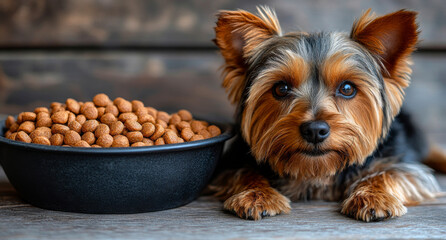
[341,163,439,222]
[212,168,291,220]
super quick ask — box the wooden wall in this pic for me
[0,0,445,143]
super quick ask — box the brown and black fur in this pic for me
[211,7,446,222]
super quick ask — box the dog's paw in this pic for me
[223,188,291,220]
[341,190,407,222]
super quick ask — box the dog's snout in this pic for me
[299,121,330,144]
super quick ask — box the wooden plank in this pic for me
[0,52,446,144]
[0,52,234,123]
[0,166,445,240]
[0,0,445,48]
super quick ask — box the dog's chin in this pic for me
[298,148,333,157]
[268,149,345,184]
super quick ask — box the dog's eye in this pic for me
[272,81,290,99]
[336,81,356,99]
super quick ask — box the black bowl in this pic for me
[0,121,232,214]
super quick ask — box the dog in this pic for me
[211,6,446,222]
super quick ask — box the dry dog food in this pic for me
[3,94,221,147]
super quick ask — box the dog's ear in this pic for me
[351,9,419,116]
[214,7,281,104]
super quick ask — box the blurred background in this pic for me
[0,0,445,146]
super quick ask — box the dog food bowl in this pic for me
[0,121,232,214]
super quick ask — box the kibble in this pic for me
[3,93,221,147]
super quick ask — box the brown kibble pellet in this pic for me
[142,138,154,146]
[137,113,155,125]
[82,106,99,120]
[198,129,211,139]
[51,124,70,135]
[122,128,128,135]
[20,112,37,122]
[6,116,15,129]
[51,111,69,124]
[141,122,155,138]
[150,124,165,140]
[93,93,110,107]
[9,123,19,132]
[96,134,113,147]
[178,109,192,121]
[36,117,52,128]
[126,131,143,143]
[97,107,105,118]
[74,140,90,147]
[163,130,178,144]
[177,138,184,143]
[169,113,181,125]
[37,112,50,120]
[8,132,18,140]
[112,135,129,147]
[125,120,142,131]
[156,119,168,129]
[68,112,76,123]
[76,115,87,125]
[155,138,165,145]
[34,107,49,114]
[50,134,64,146]
[181,128,194,141]
[18,121,35,134]
[113,97,125,105]
[5,131,12,139]
[68,120,82,133]
[100,113,117,125]
[131,142,146,147]
[190,134,205,142]
[82,120,99,133]
[109,121,124,136]
[146,107,157,118]
[105,104,119,117]
[29,127,52,140]
[50,102,62,109]
[80,102,95,113]
[95,123,110,137]
[32,136,51,145]
[66,98,80,114]
[131,100,144,111]
[64,130,81,146]
[167,124,179,135]
[119,112,138,122]
[157,111,170,123]
[207,125,222,137]
[176,121,191,131]
[91,145,101,148]
[117,99,132,113]
[16,131,32,143]
[81,132,96,145]
[191,120,205,133]
[135,108,149,118]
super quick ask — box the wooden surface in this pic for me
[0,0,445,48]
[0,166,445,240]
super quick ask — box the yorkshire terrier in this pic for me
[211,7,446,222]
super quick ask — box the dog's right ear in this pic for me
[214,7,282,104]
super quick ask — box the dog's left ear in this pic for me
[351,9,418,116]
[214,7,282,104]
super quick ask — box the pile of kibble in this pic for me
[3,94,221,147]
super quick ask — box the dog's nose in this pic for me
[299,121,330,144]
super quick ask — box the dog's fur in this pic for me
[211,7,446,222]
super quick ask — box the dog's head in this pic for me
[214,7,419,182]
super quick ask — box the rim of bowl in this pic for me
[0,121,234,155]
